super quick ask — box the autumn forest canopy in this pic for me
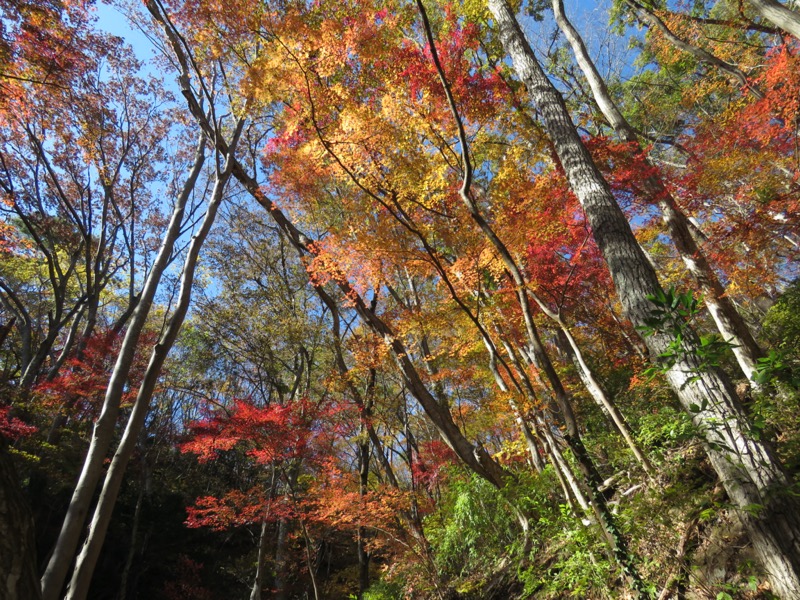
[2,0,800,598]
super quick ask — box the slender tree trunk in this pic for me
[20,320,66,388]
[547,442,582,515]
[40,138,206,600]
[249,520,269,600]
[298,517,320,600]
[17,317,32,379]
[63,145,235,600]
[357,428,370,598]
[45,302,99,445]
[484,333,546,472]
[552,0,764,384]
[523,422,546,473]
[118,480,143,600]
[1,319,40,600]
[554,328,654,477]
[274,518,288,600]
[0,318,15,348]
[488,3,800,595]
[538,421,591,514]
[45,307,85,382]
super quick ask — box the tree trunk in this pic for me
[64,147,234,600]
[553,0,764,384]
[274,518,288,600]
[40,138,206,600]
[357,429,370,598]
[1,320,39,600]
[484,325,546,473]
[118,476,143,600]
[298,518,320,600]
[488,2,800,595]
[554,328,654,477]
[747,0,800,39]
[538,420,591,514]
[249,520,269,600]
[0,318,15,348]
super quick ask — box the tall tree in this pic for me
[551,0,765,383]
[64,119,242,600]
[487,1,800,596]
[40,134,207,600]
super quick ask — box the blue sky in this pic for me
[95,3,156,61]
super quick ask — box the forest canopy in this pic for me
[1,0,799,598]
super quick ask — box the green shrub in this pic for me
[425,474,519,575]
[361,580,405,600]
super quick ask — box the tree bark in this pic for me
[488,2,800,596]
[747,0,800,39]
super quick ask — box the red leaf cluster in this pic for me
[181,397,329,465]
[394,8,505,119]
[35,330,157,421]
[0,405,37,440]
[411,439,458,493]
